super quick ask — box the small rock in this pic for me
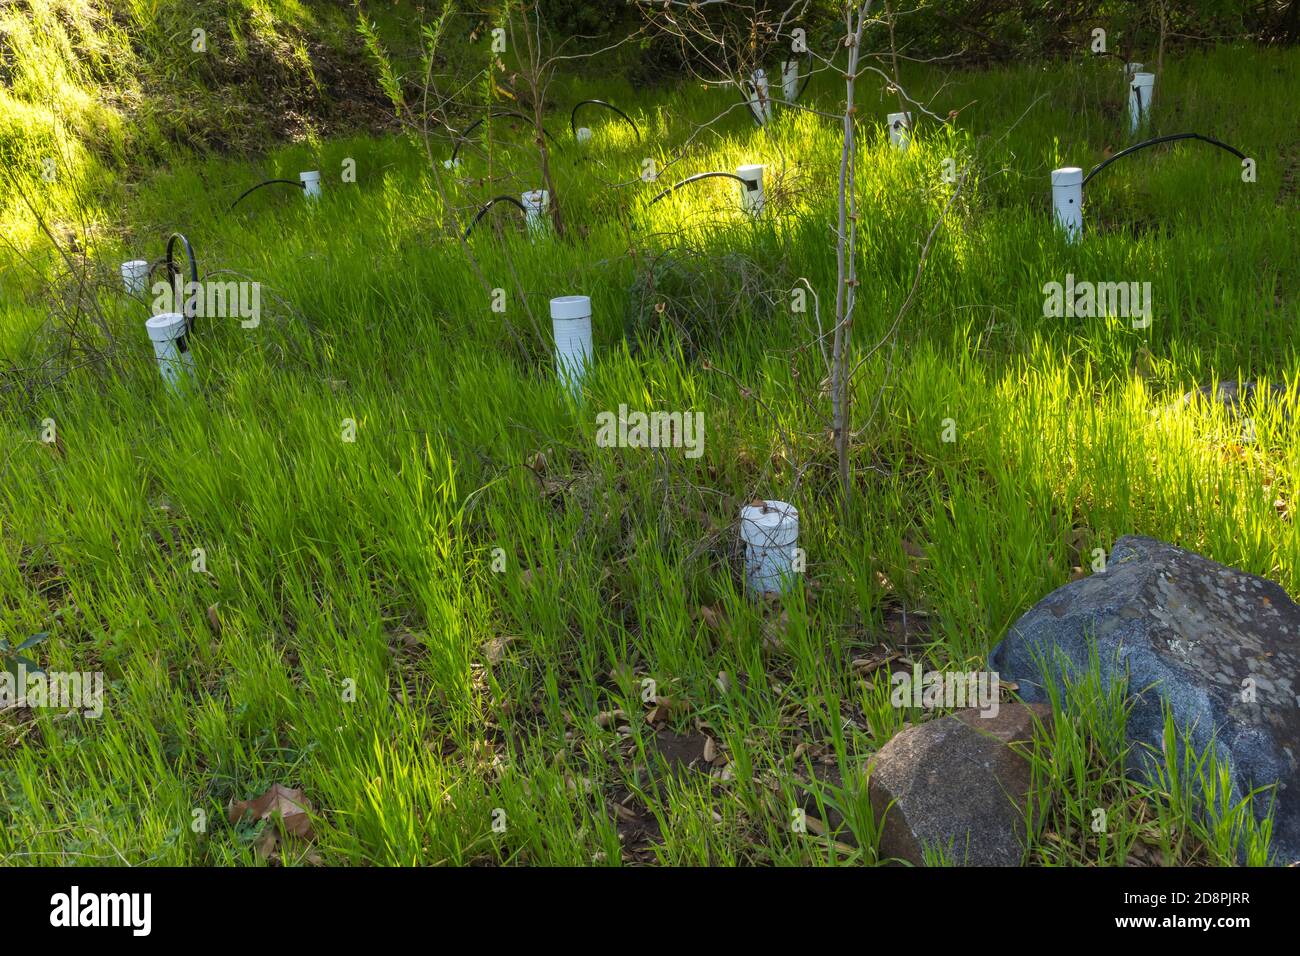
[1177,381,1290,419]
[867,703,1050,866]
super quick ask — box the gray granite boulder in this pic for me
[868,703,1050,865]
[989,535,1300,864]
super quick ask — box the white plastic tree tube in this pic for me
[740,500,799,595]
[576,127,593,144]
[1051,167,1084,241]
[781,59,799,103]
[550,295,592,396]
[749,69,773,125]
[121,260,150,295]
[736,164,765,216]
[1128,72,1155,134]
[522,189,550,234]
[300,170,322,200]
[145,312,195,391]
[1125,62,1144,75]
[888,111,912,151]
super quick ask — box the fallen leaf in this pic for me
[596,709,626,729]
[206,603,221,636]
[228,784,314,834]
[645,695,680,725]
[851,651,900,675]
[485,635,516,664]
[696,605,724,630]
[760,608,790,650]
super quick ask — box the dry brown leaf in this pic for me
[645,693,686,726]
[227,783,316,843]
[851,652,900,675]
[485,635,516,664]
[596,709,626,729]
[703,736,718,764]
[231,785,319,868]
[715,671,731,694]
[696,605,724,630]
[254,827,280,860]
[761,608,790,650]
[206,603,221,636]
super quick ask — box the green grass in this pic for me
[0,0,434,245]
[1,42,1297,865]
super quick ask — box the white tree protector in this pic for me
[740,500,800,595]
[121,260,149,295]
[550,295,592,396]
[522,189,550,234]
[1129,72,1155,134]
[736,164,765,216]
[749,69,773,124]
[781,59,799,103]
[1051,167,1084,241]
[300,170,322,199]
[888,111,912,151]
[145,312,196,391]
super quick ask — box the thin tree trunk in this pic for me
[832,3,872,511]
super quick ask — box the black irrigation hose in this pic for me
[569,99,641,141]
[463,195,530,239]
[646,171,758,208]
[1083,132,1247,188]
[147,233,199,333]
[229,178,304,211]
[449,111,562,165]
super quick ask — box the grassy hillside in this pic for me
[0,22,1297,864]
[0,0,435,244]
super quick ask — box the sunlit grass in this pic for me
[0,41,1297,865]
